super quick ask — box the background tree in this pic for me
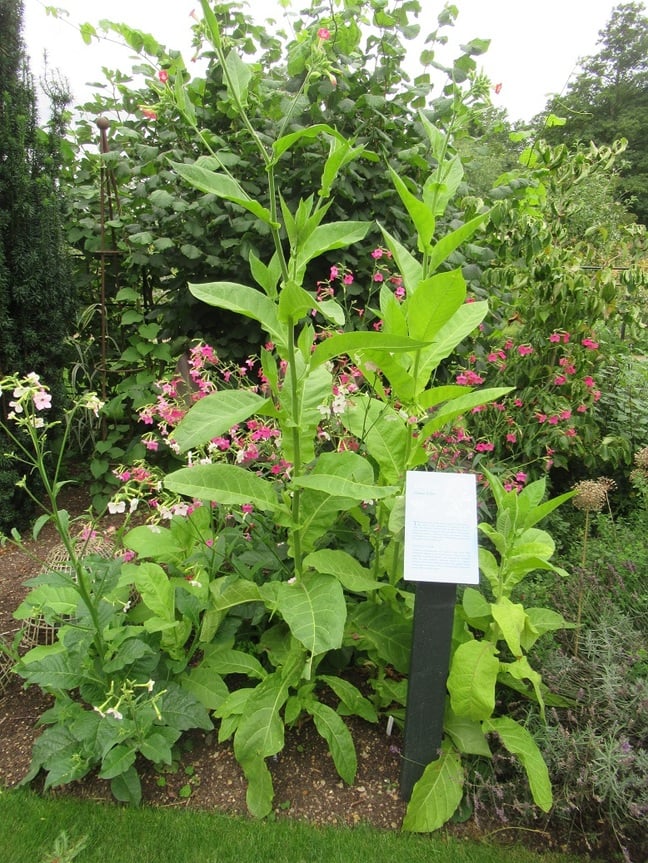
[541,1,648,224]
[0,0,76,533]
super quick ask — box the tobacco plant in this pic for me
[152,0,509,818]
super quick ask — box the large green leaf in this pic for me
[159,682,213,731]
[490,596,526,657]
[133,561,175,622]
[379,224,423,296]
[420,387,513,438]
[276,573,346,660]
[188,281,284,345]
[292,474,398,501]
[98,744,137,780]
[341,394,409,484]
[406,269,465,341]
[414,301,488,388]
[234,673,290,763]
[389,165,435,250]
[346,602,411,673]
[295,221,370,271]
[482,716,552,811]
[447,638,499,721]
[310,331,429,369]
[308,701,357,784]
[241,756,274,817]
[224,48,252,105]
[304,549,380,594]
[15,648,80,691]
[164,463,278,511]
[171,161,276,226]
[123,527,183,561]
[318,675,378,723]
[202,648,267,680]
[179,664,229,711]
[110,766,142,806]
[444,706,491,757]
[402,742,464,831]
[427,212,487,273]
[171,390,270,452]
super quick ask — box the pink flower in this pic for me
[317,27,330,40]
[549,333,561,343]
[536,413,547,424]
[329,265,339,279]
[517,345,533,356]
[475,441,494,452]
[565,427,577,437]
[559,409,572,420]
[143,439,159,452]
[373,272,384,283]
[205,538,214,547]
[513,398,524,408]
[122,550,136,563]
[394,285,405,301]
[581,337,599,350]
[506,433,517,444]
[372,320,383,331]
[158,70,169,83]
[32,390,52,410]
[576,404,587,413]
[141,107,157,120]
[548,415,559,425]
[342,272,354,285]
[583,376,595,388]
[241,503,254,515]
[515,471,527,484]
[371,248,384,260]
[553,375,567,386]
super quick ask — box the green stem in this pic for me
[285,318,303,579]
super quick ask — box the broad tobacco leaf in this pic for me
[276,573,346,663]
[482,716,552,812]
[403,741,464,832]
[447,638,499,721]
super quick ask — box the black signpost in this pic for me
[399,581,457,800]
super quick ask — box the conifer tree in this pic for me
[0,0,75,533]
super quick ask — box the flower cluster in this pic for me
[1,372,52,429]
[451,328,605,476]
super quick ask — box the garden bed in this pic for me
[0,488,629,860]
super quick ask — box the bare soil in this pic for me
[0,486,608,858]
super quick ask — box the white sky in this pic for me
[23,0,619,122]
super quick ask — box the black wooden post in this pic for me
[400,581,457,801]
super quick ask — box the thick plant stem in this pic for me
[285,318,303,580]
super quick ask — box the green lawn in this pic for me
[0,788,585,863]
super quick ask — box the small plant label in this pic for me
[403,470,479,584]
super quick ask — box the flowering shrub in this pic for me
[450,327,606,478]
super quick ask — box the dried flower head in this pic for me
[571,477,616,512]
[633,445,648,472]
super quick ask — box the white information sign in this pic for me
[403,471,479,584]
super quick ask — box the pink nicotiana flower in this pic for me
[475,441,494,452]
[581,337,599,350]
[317,27,330,40]
[517,344,534,356]
[32,390,52,410]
